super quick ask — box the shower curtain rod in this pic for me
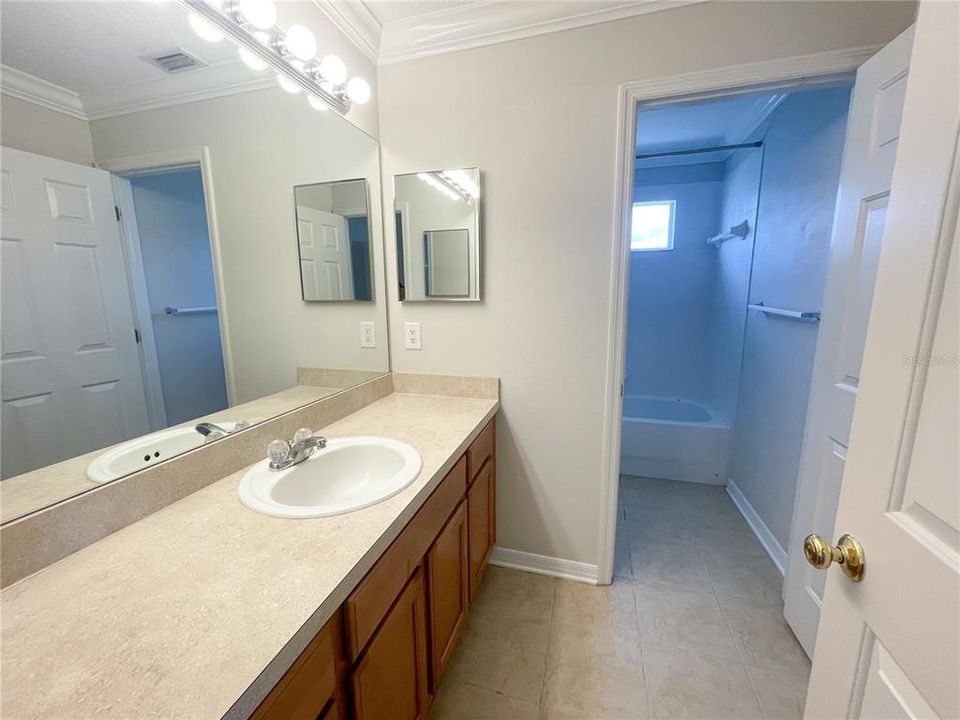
[635,141,762,161]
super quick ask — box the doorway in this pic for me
[113,164,228,430]
[600,31,913,718]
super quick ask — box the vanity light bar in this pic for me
[174,0,351,115]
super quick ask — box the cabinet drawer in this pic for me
[345,456,467,659]
[467,419,495,482]
[251,610,341,720]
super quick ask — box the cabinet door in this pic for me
[426,501,469,689]
[351,568,430,720]
[468,459,496,598]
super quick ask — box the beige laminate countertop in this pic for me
[1,392,499,720]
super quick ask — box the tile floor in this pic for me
[429,476,811,720]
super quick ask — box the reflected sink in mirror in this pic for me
[239,437,422,519]
[85,422,248,484]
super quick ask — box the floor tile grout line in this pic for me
[536,576,559,710]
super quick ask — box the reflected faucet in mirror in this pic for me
[195,421,251,442]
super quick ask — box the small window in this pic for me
[631,200,675,251]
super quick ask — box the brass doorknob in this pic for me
[803,533,865,582]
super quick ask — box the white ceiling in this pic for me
[0,1,238,95]
[362,0,480,26]
[635,91,786,164]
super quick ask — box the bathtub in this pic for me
[620,396,731,485]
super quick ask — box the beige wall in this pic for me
[91,87,389,403]
[1,94,94,165]
[377,1,916,567]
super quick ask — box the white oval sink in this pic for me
[238,436,422,519]
[85,421,247,483]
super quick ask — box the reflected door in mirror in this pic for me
[295,180,373,302]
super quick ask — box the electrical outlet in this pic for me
[360,321,376,348]
[404,322,422,350]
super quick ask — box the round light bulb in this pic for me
[188,13,224,42]
[284,24,317,61]
[277,73,301,94]
[307,94,330,112]
[238,46,267,70]
[318,54,347,85]
[238,0,276,29]
[346,77,371,105]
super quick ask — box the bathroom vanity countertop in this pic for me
[0,391,499,720]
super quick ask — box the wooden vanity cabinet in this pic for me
[251,417,496,720]
[350,568,430,720]
[425,501,469,688]
[250,610,346,720]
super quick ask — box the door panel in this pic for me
[0,147,149,478]
[351,568,430,720]
[296,205,352,300]
[805,3,959,716]
[426,501,469,689]
[783,27,913,654]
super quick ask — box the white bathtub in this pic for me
[620,396,731,486]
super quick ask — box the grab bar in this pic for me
[164,306,218,316]
[748,302,821,323]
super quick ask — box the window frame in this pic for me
[630,199,676,252]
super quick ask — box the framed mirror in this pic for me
[0,0,389,523]
[295,179,374,302]
[394,167,481,301]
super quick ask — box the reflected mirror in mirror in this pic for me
[0,0,389,524]
[394,167,481,301]
[295,179,373,302]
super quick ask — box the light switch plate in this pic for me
[404,322,422,350]
[360,321,376,348]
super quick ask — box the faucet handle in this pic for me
[267,439,291,468]
[292,427,315,444]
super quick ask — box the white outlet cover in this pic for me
[360,321,376,348]
[404,322,422,350]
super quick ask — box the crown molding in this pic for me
[377,0,706,65]
[0,65,87,120]
[312,0,382,65]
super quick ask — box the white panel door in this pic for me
[296,206,352,300]
[0,147,149,479]
[783,27,914,655]
[804,3,959,717]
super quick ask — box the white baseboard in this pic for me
[725,479,787,576]
[489,546,599,585]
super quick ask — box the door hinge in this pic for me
[134,328,141,344]
[114,205,121,221]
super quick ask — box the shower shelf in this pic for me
[748,302,821,322]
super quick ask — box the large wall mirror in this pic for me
[394,168,481,301]
[0,1,389,523]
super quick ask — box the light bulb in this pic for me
[188,13,224,42]
[346,77,371,105]
[238,0,276,29]
[238,46,267,70]
[277,74,301,94]
[307,94,330,112]
[284,24,317,61]
[318,54,346,85]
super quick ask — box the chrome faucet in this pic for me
[267,428,327,471]
[195,420,250,443]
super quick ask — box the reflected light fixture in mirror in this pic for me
[177,0,370,115]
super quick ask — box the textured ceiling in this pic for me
[0,1,240,93]
[362,0,480,25]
